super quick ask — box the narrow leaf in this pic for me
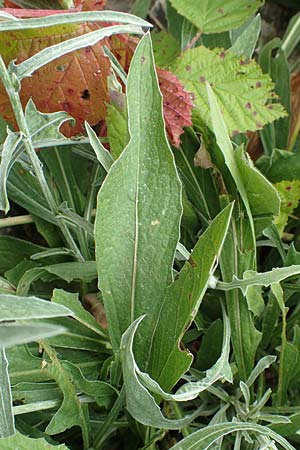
[0,130,22,213]
[0,348,15,437]
[0,432,69,449]
[0,323,66,348]
[0,294,71,321]
[85,121,113,172]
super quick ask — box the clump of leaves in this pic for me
[1,1,300,450]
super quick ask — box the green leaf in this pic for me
[169,421,296,450]
[0,294,71,321]
[41,341,90,449]
[173,46,286,135]
[230,14,261,60]
[25,99,72,145]
[0,129,22,213]
[138,305,232,400]
[0,11,151,32]
[147,204,233,390]
[16,261,97,296]
[85,122,114,172]
[131,0,152,18]
[106,91,129,160]
[217,265,300,293]
[121,317,200,429]
[95,33,182,367]
[274,180,300,234]
[0,432,69,450]
[0,323,66,348]
[271,284,299,406]
[152,31,181,68]
[169,0,263,34]
[0,348,15,438]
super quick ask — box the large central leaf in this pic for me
[94,33,182,368]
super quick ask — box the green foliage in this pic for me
[0,2,300,449]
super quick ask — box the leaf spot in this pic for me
[199,76,206,83]
[188,256,196,268]
[245,102,251,109]
[185,65,191,71]
[141,56,146,64]
[81,89,90,100]
[218,7,224,14]
[151,219,160,226]
[256,81,262,88]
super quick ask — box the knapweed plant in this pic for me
[0,0,300,449]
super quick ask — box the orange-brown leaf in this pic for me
[0,23,110,136]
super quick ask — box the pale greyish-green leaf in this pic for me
[0,130,22,213]
[0,10,151,31]
[41,341,89,449]
[230,14,261,60]
[217,265,300,294]
[146,204,233,390]
[25,99,72,145]
[85,122,114,173]
[246,355,276,388]
[14,25,145,80]
[0,294,71,321]
[127,306,232,403]
[169,0,263,34]
[95,34,182,368]
[121,317,202,429]
[0,348,15,438]
[169,421,296,450]
[0,323,66,348]
[0,432,69,450]
[173,46,286,135]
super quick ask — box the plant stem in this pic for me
[0,56,84,261]
[93,385,126,449]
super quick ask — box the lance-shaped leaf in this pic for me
[95,33,182,366]
[0,129,22,213]
[0,348,15,438]
[169,421,296,450]
[145,204,233,390]
[173,46,286,135]
[169,0,263,34]
[217,265,300,294]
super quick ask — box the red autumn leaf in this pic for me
[0,23,111,136]
[108,36,193,146]
[157,68,193,147]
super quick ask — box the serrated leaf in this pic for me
[0,431,69,450]
[274,180,300,234]
[157,67,193,147]
[0,293,71,321]
[169,0,263,34]
[95,34,182,369]
[173,46,286,135]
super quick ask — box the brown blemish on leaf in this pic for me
[287,202,293,207]
[256,81,262,88]
[199,76,206,83]
[245,102,251,109]
[185,65,191,71]
[218,7,224,14]
[141,56,146,64]
[240,60,246,66]
[219,51,226,59]
[188,256,196,268]
[267,104,273,109]
[256,122,263,128]
[286,185,292,191]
